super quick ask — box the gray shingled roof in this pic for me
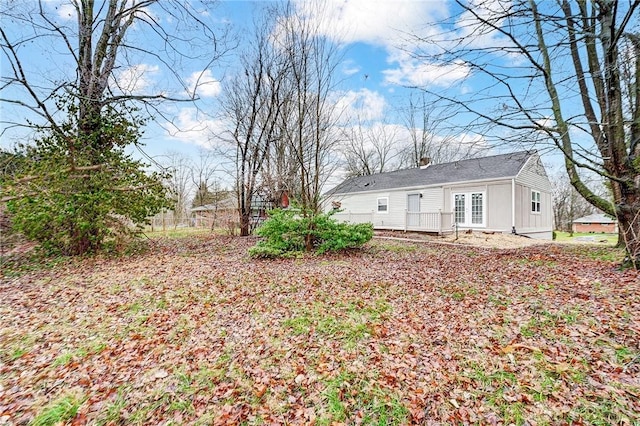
[329,151,534,195]
[573,213,617,224]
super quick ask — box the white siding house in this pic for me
[325,151,554,239]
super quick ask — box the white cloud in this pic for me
[56,2,75,19]
[454,0,511,49]
[293,0,448,49]
[186,70,222,99]
[383,57,470,88]
[341,59,361,77]
[332,88,386,123]
[164,108,229,149]
[112,63,160,95]
[289,1,474,89]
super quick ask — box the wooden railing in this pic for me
[332,210,454,235]
[405,211,454,234]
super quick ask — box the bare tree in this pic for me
[1,1,228,138]
[407,0,640,266]
[340,119,402,177]
[220,11,288,236]
[275,0,343,221]
[550,168,596,233]
[398,93,482,168]
[190,149,220,207]
[160,151,193,228]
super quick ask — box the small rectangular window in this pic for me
[377,197,388,213]
[531,190,541,213]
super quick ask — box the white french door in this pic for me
[453,192,485,227]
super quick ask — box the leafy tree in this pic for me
[3,101,169,255]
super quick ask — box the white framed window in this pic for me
[453,191,485,227]
[531,190,541,213]
[377,197,388,213]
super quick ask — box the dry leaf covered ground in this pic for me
[1,235,639,425]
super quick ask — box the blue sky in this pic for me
[1,0,565,185]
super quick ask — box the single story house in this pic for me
[324,151,553,239]
[572,213,618,233]
[191,191,290,229]
[191,195,238,228]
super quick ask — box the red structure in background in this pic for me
[572,213,618,233]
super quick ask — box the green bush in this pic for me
[3,101,169,255]
[249,209,373,258]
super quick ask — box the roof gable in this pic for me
[329,151,535,195]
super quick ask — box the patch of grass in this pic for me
[126,301,144,313]
[562,243,626,262]
[167,397,194,415]
[569,396,638,425]
[155,297,168,309]
[515,257,557,267]
[174,365,217,394]
[614,346,637,364]
[145,227,212,239]
[1,335,37,363]
[562,307,581,325]
[317,372,409,426]
[89,341,107,354]
[585,247,625,262]
[167,314,194,344]
[283,300,388,347]
[520,309,579,338]
[498,401,527,426]
[283,315,313,335]
[440,282,478,302]
[530,371,560,402]
[52,345,93,368]
[52,352,74,367]
[554,231,618,244]
[9,347,29,361]
[465,364,517,389]
[488,294,510,307]
[321,374,349,422]
[96,385,129,426]
[29,394,84,426]
[464,364,532,425]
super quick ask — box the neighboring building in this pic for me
[191,194,238,228]
[572,213,618,234]
[191,192,290,230]
[325,151,554,239]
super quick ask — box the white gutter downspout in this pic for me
[511,178,516,233]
